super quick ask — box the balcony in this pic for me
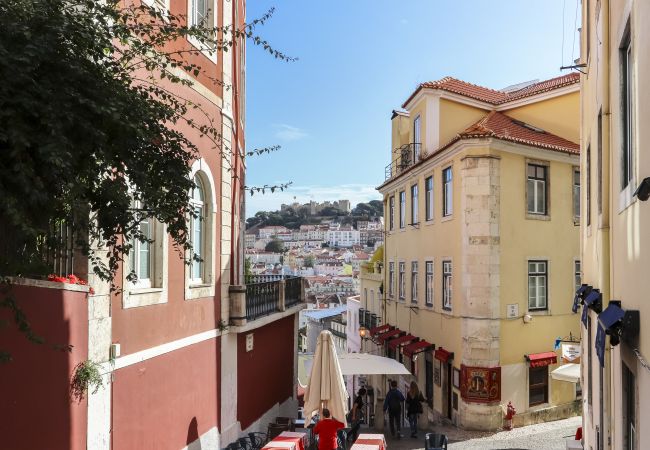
[384,143,422,181]
[231,276,306,326]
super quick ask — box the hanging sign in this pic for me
[561,343,581,363]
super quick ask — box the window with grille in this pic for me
[574,260,581,292]
[527,164,547,215]
[425,261,433,306]
[528,260,547,310]
[442,261,452,310]
[425,176,434,221]
[529,366,549,406]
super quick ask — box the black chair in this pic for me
[248,432,267,450]
[267,422,290,441]
[226,443,242,450]
[424,433,448,450]
[276,416,295,432]
[238,437,253,450]
[336,429,348,450]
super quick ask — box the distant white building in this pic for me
[245,250,282,265]
[327,228,360,247]
[258,226,290,239]
[245,233,256,248]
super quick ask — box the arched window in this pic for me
[190,174,206,283]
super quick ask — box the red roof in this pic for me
[388,334,417,350]
[456,111,580,155]
[402,73,579,108]
[403,340,433,357]
[378,328,403,343]
[434,348,454,363]
[526,351,558,368]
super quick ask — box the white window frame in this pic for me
[527,164,548,215]
[130,217,154,289]
[413,115,422,161]
[399,261,406,301]
[619,25,636,210]
[442,167,453,217]
[187,0,218,63]
[573,167,581,222]
[389,196,395,230]
[399,191,406,229]
[411,184,419,224]
[425,261,434,306]
[186,159,217,301]
[442,260,452,310]
[425,176,434,221]
[411,261,418,304]
[122,201,169,309]
[528,260,548,310]
[388,261,395,298]
[574,259,582,293]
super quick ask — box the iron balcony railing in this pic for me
[244,276,304,321]
[285,276,303,308]
[384,143,422,180]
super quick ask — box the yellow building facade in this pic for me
[364,74,583,430]
[579,1,648,449]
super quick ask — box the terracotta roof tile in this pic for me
[403,73,579,108]
[454,111,579,154]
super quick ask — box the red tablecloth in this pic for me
[354,433,387,450]
[263,432,307,450]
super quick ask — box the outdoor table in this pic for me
[350,444,380,450]
[355,433,387,450]
[262,440,298,450]
[278,431,308,450]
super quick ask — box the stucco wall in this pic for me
[0,281,89,450]
[112,337,220,450]
[237,315,295,429]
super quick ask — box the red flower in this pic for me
[89,287,95,295]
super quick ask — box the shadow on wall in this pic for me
[187,416,202,449]
[0,282,89,450]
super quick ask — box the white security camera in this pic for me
[634,177,650,201]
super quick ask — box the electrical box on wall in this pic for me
[246,333,254,352]
[110,343,121,360]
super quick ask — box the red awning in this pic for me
[527,351,558,367]
[435,348,454,363]
[369,324,391,336]
[378,328,403,343]
[403,340,433,357]
[388,334,417,350]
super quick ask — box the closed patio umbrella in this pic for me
[303,331,349,424]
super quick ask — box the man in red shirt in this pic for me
[313,408,345,450]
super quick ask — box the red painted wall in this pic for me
[112,337,220,450]
[0,282,89,450]
[237,315,295,429]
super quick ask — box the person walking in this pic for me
[383,380,405,439]
[313,408,345,450]
[405,381,426,438]
[349,387,366,442]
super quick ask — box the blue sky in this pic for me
[245,0,582,216]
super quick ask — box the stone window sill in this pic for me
[123,287,167,309]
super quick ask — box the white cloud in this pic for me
[273,124,308,141]
[245,184,382,217]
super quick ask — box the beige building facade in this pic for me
[362,74,584,430]
[579,1,648,449]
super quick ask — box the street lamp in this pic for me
[359,326,368,338]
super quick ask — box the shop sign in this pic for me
[561,343,581,363]
[460,365,501,404]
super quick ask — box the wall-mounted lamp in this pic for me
[359,326,368,338]
[634,177,650,201]
[523,314,533,324]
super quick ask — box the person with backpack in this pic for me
[383,380,405,439]
[405,381,426,438]
[348,387,366,442]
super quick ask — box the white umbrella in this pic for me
[303,331,349,424]
[550,363,581,383]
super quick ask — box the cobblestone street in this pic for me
[379,416,582,450]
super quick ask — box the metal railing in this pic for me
[384,143,422,180]
[245,274,285,284]
[285,276,303,308]
[245,280,281,320]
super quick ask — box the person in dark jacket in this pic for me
[383,380,405,438]
[349,387,366,442]
[405,381,426,437]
